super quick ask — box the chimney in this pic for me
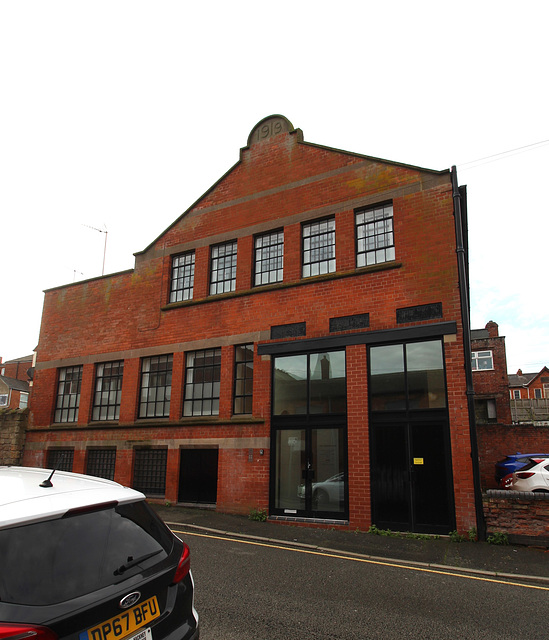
[517,369,523,376]
[485,320,499,338]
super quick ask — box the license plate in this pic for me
[81,596,160,640]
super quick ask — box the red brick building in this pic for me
[509,367,549,399]
[470,321,512,425]
[25,115,479,535]
[0,355,33,410]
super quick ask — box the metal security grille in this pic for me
[254,230,283,285]
[183,348,221,416]
[133,449,167,496]
[86,449,116,480]
[139,354,173,418]
[210,241,237,295]
[54,366,83,423]
[302,218,336,277]
[234,344,253,414]
[170,251,195,302]
[47,449,74,471]
[356,203,395,267]
[92,361,124,421]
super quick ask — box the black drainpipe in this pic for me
[451,166,486,541]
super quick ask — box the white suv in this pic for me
[0,467,199,640]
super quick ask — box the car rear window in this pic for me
[0,500,174,605]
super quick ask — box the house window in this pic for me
[356,203,395,267]
[254,230,284,285]
[302,218,336,278]
[511,389,521,399]
[170,251,195,303]
[210,241,237,295]
[0,394,8,407]
[183,348,221,416]
[86,449,116,480]
[133,449,167,496]
[47,449,74,471]
[544,384,549,399]
[471,350,494,371]
[234,344,254,414]
[54,366,83,423]
[92,361,124,421]
[19,392,29,409]
[534,388,542,399]
[139,355,172,418]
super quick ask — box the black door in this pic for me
[371,420,454,534]
[178,449,218,504]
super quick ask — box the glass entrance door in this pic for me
[273,427,346,517]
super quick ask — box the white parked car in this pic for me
[0,466,199,640]
[510,459,549,492]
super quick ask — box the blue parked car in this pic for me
[495,453,549,486]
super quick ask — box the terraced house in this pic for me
[26,115,481,535]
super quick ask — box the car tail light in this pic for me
[516,472,535,479]
[172,542,191,583]
[0,625,57,640]
[500,473,513,489]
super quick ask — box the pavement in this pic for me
[151,504,549,584]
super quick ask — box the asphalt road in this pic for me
[175,527,549,640]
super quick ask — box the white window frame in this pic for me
[19,392,29,409]
[471,350,494,371]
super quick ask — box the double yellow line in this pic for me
[173,528,549,592]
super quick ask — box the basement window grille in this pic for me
[47,448,74,472]
[86,449,116,480]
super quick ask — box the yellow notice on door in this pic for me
[413,458,424,465]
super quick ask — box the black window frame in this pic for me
[254,229,284,286]
[233,343,254,415]
[54,365,83,423]
[210,240,237,295]
[139,354,173,419]
[355,202,395,268]
[92,360,124,421]
[183,347,222,416]
[302,217,336,278]
[47,448,74,471]
[86,448,117,480]
[169,250,195,303]
[133,448,168,496]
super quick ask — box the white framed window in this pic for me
[511,389,521,399]
[544,383,549,399]
[19,392,29,409]
[534,388,542,399]
[0,394,8,407]
[471,350,494,371]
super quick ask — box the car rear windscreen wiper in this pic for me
[114,549,163,575]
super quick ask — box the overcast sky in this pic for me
[1,1,548,374]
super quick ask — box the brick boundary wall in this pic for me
[483,490,549,547]
[476,423,549,490]
[0,410,28,465]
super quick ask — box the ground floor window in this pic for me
[86,448,116,480]
[47,448,74,471]
[133,449,167,496]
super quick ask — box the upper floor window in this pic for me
[54,365,83,423]
[254,230,284,286]
[356,203,395,267]
[170,251,195,303]
[471,350,494,371]
[210,241,237,295]
[0,394,8,407]
[234,344,254,414]
[511,389,521,399]
[139,355,172,418]
[19,392,29,409]
[302,218,336,278]
[183,348,221,416]
[92,361,124,421]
